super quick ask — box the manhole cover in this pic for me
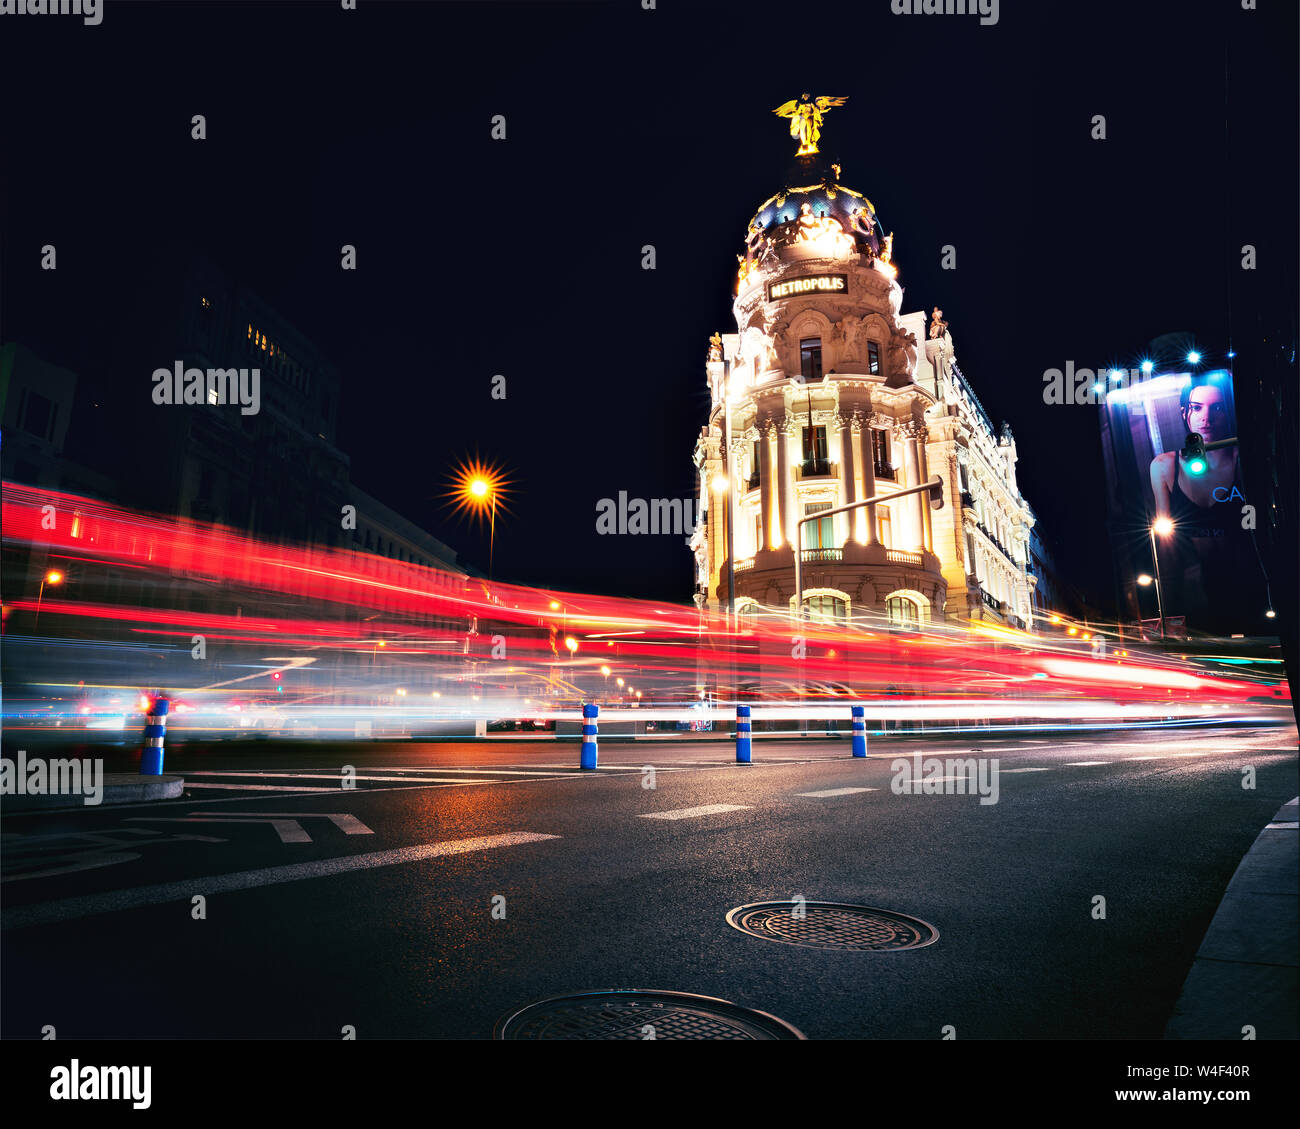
[495,989,805,1040]
[725,901,939,951]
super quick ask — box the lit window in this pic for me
[800,337,822,382]
[887,596,919,629]
[805,501,833,549]
[802,594,846,622]
[868,341,880,374]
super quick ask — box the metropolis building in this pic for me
[690,98,1035,630]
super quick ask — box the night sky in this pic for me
[3,0,1296,608]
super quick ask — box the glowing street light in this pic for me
[1140,360,1154,375]
[448,458,511,591]
[1147,519,1174,641]
[1136,574,1153,586]
[1186,350,1201,365]
[564,636,578,655]
[34,568,64,629]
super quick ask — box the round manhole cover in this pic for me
[495,989,805,1040]
[725,901,939,951]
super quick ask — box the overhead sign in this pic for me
[768,274,847,301]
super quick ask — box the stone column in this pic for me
[759,422,776,552]
[904,432,923,552]
[860,414,877,545]
[839,411,857,544]
[777,415,793,548]
[916,428,933,552]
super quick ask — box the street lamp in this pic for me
[449,458,510,594]
[1148,518,1173,641]
[34,568,64,629]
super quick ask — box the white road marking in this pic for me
[183,783,337,792]
[797,787,877,798]
[2,832,562,930]
[126,816,312,843]
[639,804,751,821]
[178,772,497,784]
[1000,767,1052,774]
[1065,761,1109,766]
[1124,756,1162,761]
[210,812,374,835]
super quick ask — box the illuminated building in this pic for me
[691,103,1035,628]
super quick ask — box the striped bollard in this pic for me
[851,705,867,757]
[735,704,752,763]
[580,703,598,770]
[140,695,169,775]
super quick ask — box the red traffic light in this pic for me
[271,671,282,681]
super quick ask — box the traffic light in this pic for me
[927,475,945,511]
[272,671,283,692]
[1182,432,1208,475]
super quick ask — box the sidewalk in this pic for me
[1165,796,1299,1040]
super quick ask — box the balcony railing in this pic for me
[873,463,895,481]
[981,589,1005,612]
[796,458,837,480]
[734,556,755,572]
[885,549,923,566]
[799,548,843,563]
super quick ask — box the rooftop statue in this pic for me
[772,93,849,156]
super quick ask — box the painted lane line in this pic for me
[3,832,562,931]
[1064,761,1109,766]
[176,772,499,784]
[125,816,312,843]
[182,783,338,792]
[797,787,877,798]
[639,804,752,821]
[210,812,374,835]
[1124,756,1162,761]
[1000,767,1052,774]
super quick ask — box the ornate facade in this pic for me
[690,136,1034,629]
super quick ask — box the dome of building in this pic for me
[743,166,884,260]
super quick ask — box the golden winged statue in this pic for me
[773,94,849,156]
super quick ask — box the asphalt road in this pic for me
[2,725,1296,1039]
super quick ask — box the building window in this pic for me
[802,424,828,466]
[871,427,893,479]
[748,440,762,490]
[802,594,846,622]
[887,596,920,629]
[877,503,892,549]
[20,391,55,440]
[966,533,978,576]
[804,501,834,549]
[738,602,760,619]
[754,514,764,554]
[800,337,822,382]
[867,341,880,375]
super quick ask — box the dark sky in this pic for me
[2,0,1296,609]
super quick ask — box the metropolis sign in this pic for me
[768,274,847,301]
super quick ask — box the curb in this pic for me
[1165,796,1299,1040]
[1,773,185,813]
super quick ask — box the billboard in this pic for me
[1099,369,1267,636]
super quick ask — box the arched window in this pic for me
[802,594,846,622]
[887,596,920,629]
[737,602,761,619]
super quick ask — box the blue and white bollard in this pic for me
[735,704,752,763]
[580,703,598,770]
[140,695,169,775]
[851,705,867,758]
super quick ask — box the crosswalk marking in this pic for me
[797,787,877,798]
[183,782,337,792]
[3,832,562,931]
[640,804,751,821]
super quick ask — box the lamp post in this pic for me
[793,477,945,618]
[34,568,64,629]
[1148,517,1173,642]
